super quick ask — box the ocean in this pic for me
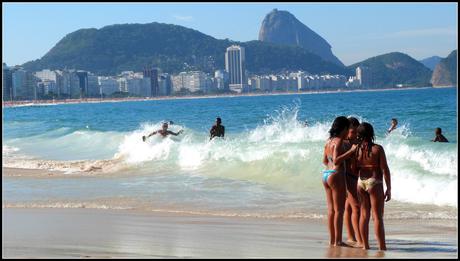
[3,87,458,220]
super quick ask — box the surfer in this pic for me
[142,122,183,141]
[210,117,225,140]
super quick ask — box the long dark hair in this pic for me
[357,122,375,157]
[329,116,350,139]
[348,117,360,128]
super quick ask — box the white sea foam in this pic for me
[3,105,458,208]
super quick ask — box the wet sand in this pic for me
[2,208,457,258]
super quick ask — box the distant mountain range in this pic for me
[419,56,442,70]
[22,22,348,76]
[20,9,455,89]
[431,50,457,87]
[348,52,433,88]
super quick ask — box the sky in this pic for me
[3,2,458,66]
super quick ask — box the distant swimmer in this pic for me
[387,118,398,133]
[303,120,308,127]
[210,117,225,140]
[142,122,183,141]
[432,128,449,142]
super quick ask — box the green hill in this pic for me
[348,52,433,88]
[431,50,457,87]
[22,22,349,76]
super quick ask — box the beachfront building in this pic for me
[86,74,100,98]
[99,76,119,97]
[356,66,371,88]
[225,45,246,93]
[346,76,361,88]
[171,71,210,94]
[214,70,229,91]
[12,68,38,100]
[143,67,159,97]
[158,73,172,96]
[3,63,14,101]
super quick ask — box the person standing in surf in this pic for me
[322,116,358,247]
[209,117,225,140]
[355,122,391,250]
[343,117,363,247]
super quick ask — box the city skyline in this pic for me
[3,2,458,66]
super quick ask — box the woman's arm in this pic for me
[333,139,357,166]
[379,145,391,202]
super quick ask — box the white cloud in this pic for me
[173,14,194,22]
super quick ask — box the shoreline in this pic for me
[2,208,458,258]
[1,86,442,108]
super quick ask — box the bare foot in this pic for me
[335,242,353,248]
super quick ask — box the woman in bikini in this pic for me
[322,116,358,246]
[355,122,391,250]
[343,117,363,247]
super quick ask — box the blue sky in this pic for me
[3,3,458,66]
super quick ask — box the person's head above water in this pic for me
[216,117,222,125]
[435,127,442,135]
[162,122,169,130]
[329,116,350,139]
[391,118,398,125]
[357,122,375,144]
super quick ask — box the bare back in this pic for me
[324,137,346,173]
[357,143,383,180]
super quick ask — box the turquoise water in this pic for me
[3,87,458,219]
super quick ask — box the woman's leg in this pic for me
[324,182,335,245]
[344,199,355,242]
[330,176,347,246]
[369,184,386,250]
[347,180,362,246]
[358,187,371,250]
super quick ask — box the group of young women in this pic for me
[322,116,391,251]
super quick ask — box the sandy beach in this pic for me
[2,207,457,258]
[2,86,437,108]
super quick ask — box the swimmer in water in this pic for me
[432,127,449,142]
[142,122,183,141]
[387,118,398,133]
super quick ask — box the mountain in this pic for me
[419,56,442,70]
[258,9,344,67]
[431,50,457,87]
[22,22,349,76]
[348,52,433,88]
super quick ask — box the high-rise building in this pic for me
[76,71,88,98]
[158,73,172,96]
[356,66,371,88]
[87,74,100,97]
[99,76,120,97]
[12,68,38,100]
[225,45,246,93]
[143,67,159,97]
[214,70,229,91]
[3,63,14,101]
